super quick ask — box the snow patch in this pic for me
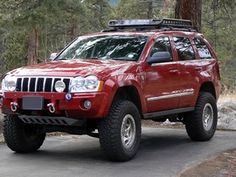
[218,101,236,130]
[159,100,236,131]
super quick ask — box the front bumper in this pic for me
[1,92,110,119]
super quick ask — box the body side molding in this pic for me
[143,107,194,119]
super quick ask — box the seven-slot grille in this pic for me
[16,77,71,92]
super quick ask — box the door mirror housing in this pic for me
[148,51,172,65]
[49,53,57,60]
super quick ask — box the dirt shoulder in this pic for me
[180,149,236,177]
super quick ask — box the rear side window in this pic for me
[173,37,195,61]
[194,38,213,59]
[150,36,172,59]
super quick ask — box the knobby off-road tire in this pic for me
[3,115,46,153]
[99,100,141,161]
[185,92,218,141]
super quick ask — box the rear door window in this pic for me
[173,37,195,61]
[194,38,213,59]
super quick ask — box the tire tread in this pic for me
[3,115,45,153]
[99,100,141,161]
[185,92,217,141]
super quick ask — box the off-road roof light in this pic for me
[108,19,162,28]
[105,18,196,32]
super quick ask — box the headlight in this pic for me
[1,75,17,92]
[69,75,103,93]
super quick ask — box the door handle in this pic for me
[195,67,202,71]
[169,69,179,73]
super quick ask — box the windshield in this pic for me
[56,35,148,61]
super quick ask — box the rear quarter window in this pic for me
[194,38,213,59]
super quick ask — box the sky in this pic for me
[110,0,120,6]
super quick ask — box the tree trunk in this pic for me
[70,23,77,40]
[147,1,153,18]
[162,0,170,16]
[175,0,202,32]
[27,27,39,65]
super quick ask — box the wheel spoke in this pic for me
[121,114,136,149]
[202,103,214,131]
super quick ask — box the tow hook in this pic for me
[47,103,56,113]
[10,102,18,112]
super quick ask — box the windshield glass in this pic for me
[56,35,148,61]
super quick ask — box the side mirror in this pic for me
[49,53,57,60]
[147,51,172,65]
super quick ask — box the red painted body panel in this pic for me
[143,62,181,111]
[1,31,221,120]
[9,59,137,78]
[2,92,109,118]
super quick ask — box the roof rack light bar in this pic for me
[109,19,162,28]
[108,18,194,31]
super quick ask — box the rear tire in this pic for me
[99,100,141,161]
[185,92,217,141]
[3,115,46,153]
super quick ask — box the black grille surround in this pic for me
[16,77,71,93]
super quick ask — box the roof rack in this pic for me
[103,18,196,32]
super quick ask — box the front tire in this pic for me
[99,100,141,161]
[3,115,46,153]
[185,92,218,141]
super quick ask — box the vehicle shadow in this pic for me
[12,129,195,163]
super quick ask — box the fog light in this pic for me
[83,100,92,109]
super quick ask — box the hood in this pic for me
[7,59,136,79]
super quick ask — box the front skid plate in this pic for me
[18,115,84,126]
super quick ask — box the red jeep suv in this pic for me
[1,19,221,161]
